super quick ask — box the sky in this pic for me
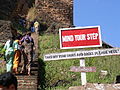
[74,0,120,47]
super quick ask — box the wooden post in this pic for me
[80,58,87,85]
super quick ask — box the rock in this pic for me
[0,0,34,20]
[69,86,85,90]
[35,0,73,28]
[99,70,108,79]
[69,83,120,90]
[0,20,17,43]
[0,0,18,20]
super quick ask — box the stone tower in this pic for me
[35,0,73,28]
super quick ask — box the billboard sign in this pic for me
[59,26,102,49]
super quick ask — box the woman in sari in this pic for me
[3,37,15,72]
[13,34,22,74]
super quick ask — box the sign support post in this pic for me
[80,58,87,85]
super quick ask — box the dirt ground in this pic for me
[31,32,38,49]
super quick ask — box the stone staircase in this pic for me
[16,60,38,90]
[16,33,39,90]
[17,76,38,90]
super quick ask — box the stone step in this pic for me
[17,87,37,90]
[18,60,38,74]
[31,63,38,67]
[31,71,38,76]
[31,66,38,69]
[16,76,38,90]
[17,76,37,79]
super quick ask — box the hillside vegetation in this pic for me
[39,33,120,89]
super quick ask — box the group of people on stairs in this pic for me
[2,32,35,76]
[19,18,40,34]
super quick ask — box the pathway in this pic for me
[16,32,39,90]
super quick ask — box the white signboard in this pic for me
[44,48,120,61]
[70,66,96,72]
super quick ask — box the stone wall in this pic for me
[11,0,35,19]
[0,20,17,43]
[0,0,34,20]
[35,0,73,28]
[0,0,18,20]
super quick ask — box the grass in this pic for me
[39,33,120,89]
